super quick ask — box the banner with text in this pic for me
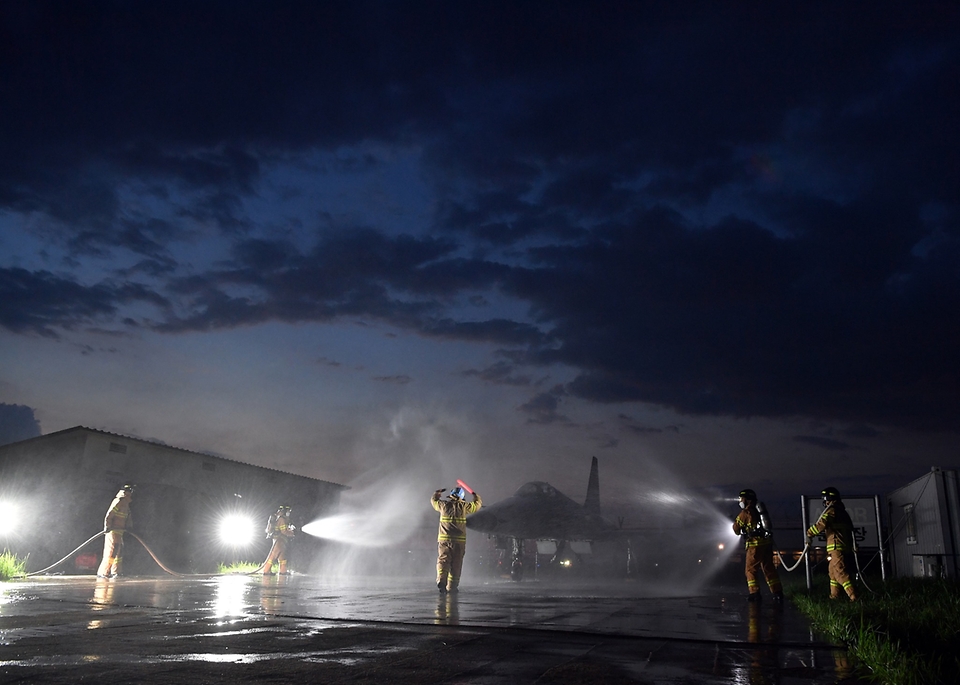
[805,496,879,549]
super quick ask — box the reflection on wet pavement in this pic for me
[0,575,866,683]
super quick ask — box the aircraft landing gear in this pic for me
[549,539,567,565]
[510,538,524,581]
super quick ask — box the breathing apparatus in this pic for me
[756,501,772,538]
[265,505,293,538]
[737,489,771,539]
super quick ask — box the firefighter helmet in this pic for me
[449,487,465,500]
[821,487,841,502]
[739,489,757,501]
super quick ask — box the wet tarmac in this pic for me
[0,574,866,684]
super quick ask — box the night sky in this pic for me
[1,2,958,517]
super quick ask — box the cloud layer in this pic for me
[1,2,958,432]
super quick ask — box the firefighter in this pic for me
[807,487,858,601]
[732,488,783,602]
[262,505,296,575]
[431,486,482,593]
[97,484,135,578]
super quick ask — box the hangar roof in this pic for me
[4,425,348,490]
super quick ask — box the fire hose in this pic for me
[23,531,107,577]
[775,539,875,595]
[20,530,218,578]
[125,531,186,577]
[775,541,810,572]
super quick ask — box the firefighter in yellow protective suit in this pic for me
[733,488,782,602]
[97,484,134,578]
[807,487,858,601]
[262,505,296,575]
[431,486,481,593]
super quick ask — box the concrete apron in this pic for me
[0,575,866,684]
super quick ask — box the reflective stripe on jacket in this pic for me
[270,514,295,539]
[807,502,854,552]
[733,506,771,548]
[104,494,132,531]
[431,493,482,543]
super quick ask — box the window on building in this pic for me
[202,462,216,472]
[109,442,128,454]
[904,503,917,545]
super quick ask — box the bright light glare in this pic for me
[218,515,255,546]
[213,575,252,618]
[0,502,18,536]
[718,543,725,550]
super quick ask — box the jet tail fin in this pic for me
[584,456,601,516]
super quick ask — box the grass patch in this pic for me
[218,561,261,574]
[789,577,960,684]
[0,549,27,580]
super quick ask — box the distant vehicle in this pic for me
[466,457,620,580]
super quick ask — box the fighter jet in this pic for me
[466,456,619,580]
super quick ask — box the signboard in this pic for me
[805,497,879,549]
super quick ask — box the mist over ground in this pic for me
[296,411,744,593]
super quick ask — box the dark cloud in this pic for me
[462,361,533,387]
[597,436,619,449]
[156,230,458,332]
[153,231,552,348]
[117,255,180,279]
[422,319,546,346]
[518,385,570,425]
[0,267,169,337]
[77,342,120,357]
[792,436,854,452]
[841,425,881,439]
[0,403,41,446]
[504,205,960,431]
[1,2,958,432]
[618,414,668,436]
[371,375,412,385]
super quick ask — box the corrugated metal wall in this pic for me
[0,427,345,574]
[886,468,960,578]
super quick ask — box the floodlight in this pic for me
[218,514,255,546]
[0,501,18,536]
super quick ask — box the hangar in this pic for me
[0,426,346,574]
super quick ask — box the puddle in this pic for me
[161,626,282,640]
[0,644,411,667]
